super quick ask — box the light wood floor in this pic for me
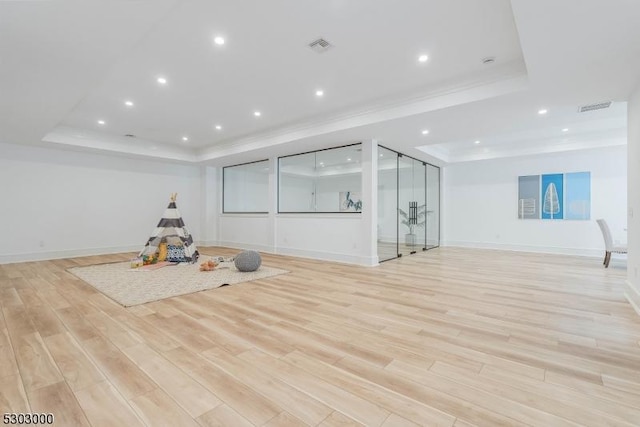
[1,247,639,426]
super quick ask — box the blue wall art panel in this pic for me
[517,175,540,219]
[565,171,591,220]
[541,173,564,219]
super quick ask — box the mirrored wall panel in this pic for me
[279,144,362,213]
[223,160,269,213]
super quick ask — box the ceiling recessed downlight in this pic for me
[124,100,134,107]
[182,136,189,142]
[418,54,429,63]
[562,128,569,132]
[474,140,481,144]
[97,120,105,125]
[315,89,324,97]
[215,125,222,130]
[214,36,225,45]
[538,108,548,115]
[347,158,352,162]
[254,111,261,117]
[157,77,167,85]
[421,129,430,135]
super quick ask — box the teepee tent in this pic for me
[139,193,199,263]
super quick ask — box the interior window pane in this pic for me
[223,160,269,213]
[278,144,362,213]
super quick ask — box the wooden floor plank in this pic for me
[195,404,254,427]
[129,388,200,427]
[27,382,91,427]
[81,335,156,400]
[163,346,282,426]
[12,332,63,392]
[43,332,105,392]
[74,380,145,427]
[122,343,221,418]
[0,373,30,413]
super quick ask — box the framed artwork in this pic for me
[518,172,590,220]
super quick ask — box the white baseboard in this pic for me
[441,240,605,258]
[213,240,274,254]
[206,240,378,266]
[274,246,378,267]
[0,245,140,265]
[624,280,640,317]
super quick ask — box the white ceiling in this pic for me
[2,0,639,165]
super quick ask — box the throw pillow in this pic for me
[167,244,186,262]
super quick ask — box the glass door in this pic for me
[413,159,427,251]
[426,164,440,248]
[377,147,398,261]
[377,146,438,261]
[398,155,417,257]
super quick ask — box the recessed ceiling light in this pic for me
[562,128,569,132]
[418,54,429,63]
[214,36,225,45]
[379,153,383,157]
[347,158,352,162]
[254,111,261,117]
[215,125,222,130]
[182,136,189,142]
[538,108,548,115]
[97,120,105,125]
[474,140,481,144]
[315,89,324,97]
[319,162,324,165]
[157,77,167,85]
[124,100,134,107]
[421,129,430,135]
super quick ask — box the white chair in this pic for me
[596,219,627,268]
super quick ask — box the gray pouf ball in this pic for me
[234,250,262,272]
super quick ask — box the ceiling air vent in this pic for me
[308,38,333,53]
[124,134,136,138]
[578,101,612,113]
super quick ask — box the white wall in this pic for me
[0,143,202,263]
[626,84,640,313]
[443,146,627,256]
[276,215,367,264]
[218,215,270,251]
